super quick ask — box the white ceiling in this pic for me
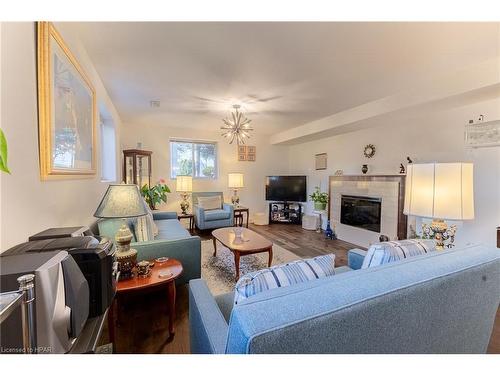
[72,22,500,135]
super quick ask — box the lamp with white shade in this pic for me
[228,173,244,206]
[94,184,148,279]
[176,175,193,214]
[403,162,474,249]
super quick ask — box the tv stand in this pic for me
[269,202,303,225]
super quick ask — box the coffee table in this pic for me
[108,258,183,352]
[212,227,273,280]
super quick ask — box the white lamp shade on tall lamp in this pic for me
[176,175,193,192]
[228,173,244,188]
[404,163,474,220]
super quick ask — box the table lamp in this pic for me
[94,184,148,279]
[176,175,193,214]
[228,173,244,206]
[404,162,474,249]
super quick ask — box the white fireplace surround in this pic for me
[330,180,400,248]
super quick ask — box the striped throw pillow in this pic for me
[135,215,155,242]
[234,253,336,305]
[361,239,437,269]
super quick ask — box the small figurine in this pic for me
[407,156,413,164]
[399,163,405,174]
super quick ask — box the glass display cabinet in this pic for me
[122,149,152,188]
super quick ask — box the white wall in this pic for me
[121,122,290,218]
[0,22,122,250]
[288,98,500,248]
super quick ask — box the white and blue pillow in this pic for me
[361,239,436,269]
[234,253,336,305]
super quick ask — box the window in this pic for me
[100,120,117,182]
[170,140,217,179]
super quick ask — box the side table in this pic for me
[234,206,249,228]
[178,213,195,232]
[108,258,183,353]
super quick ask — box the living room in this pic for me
[1,0,499,372]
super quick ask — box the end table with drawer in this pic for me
[107,258,183,353]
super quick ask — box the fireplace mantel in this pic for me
[329,174,407,246]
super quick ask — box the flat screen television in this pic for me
[265,176,307,202]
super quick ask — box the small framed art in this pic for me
[315,153,327,170]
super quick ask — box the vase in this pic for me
[362,164,368,174]
[325,220,334,240]
[314,202,327,211]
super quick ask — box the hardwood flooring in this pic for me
[100,223,500,354]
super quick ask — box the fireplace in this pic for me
[340,195,382,233]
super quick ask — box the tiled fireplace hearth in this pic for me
[329,175,407,248]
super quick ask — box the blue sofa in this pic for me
[95,211,201,285]
[192,192,234,230]
[189,244,500,353]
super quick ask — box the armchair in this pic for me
[192,192,234,230]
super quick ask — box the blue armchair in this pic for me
[192,192,234,230]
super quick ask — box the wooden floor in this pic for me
[101,223,500,354]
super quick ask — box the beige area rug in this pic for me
[201,240,301,296]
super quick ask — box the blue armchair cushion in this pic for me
[361,239,436,269]
[197,195,222,210]
[204,209,231,221]
[155,219,191,240]
[234,253,336,304]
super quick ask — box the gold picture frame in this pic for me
[37,22,96,180]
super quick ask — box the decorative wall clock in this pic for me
[363,144,376,158]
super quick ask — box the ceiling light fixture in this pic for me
[220,104,253,145]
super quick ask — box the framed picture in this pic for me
[37,22,96,180]
[465,120,500,148]
[237,145,256,162]
[315,153,327,170]
[238,145,246,161]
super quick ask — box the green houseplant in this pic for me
[309,186,328,210]
[0,128,10,174]
[140,179,171,210]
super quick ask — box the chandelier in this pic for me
[221,104,253,145]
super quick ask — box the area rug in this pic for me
[201,239,301,296]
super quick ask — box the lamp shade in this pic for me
[403,163,474,220]
[176,175,192,192]
[94,184,148,218]
[228,173,244,188]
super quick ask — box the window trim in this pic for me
[99,119,117,183]
[169,138,218,180]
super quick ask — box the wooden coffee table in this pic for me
[212,227,273,280]
[108,258,183,352]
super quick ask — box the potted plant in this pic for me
[140,179,171,210]
[309,186,328,211]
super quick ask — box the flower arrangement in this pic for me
[309,186,328,210]
[140,179,171,210]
